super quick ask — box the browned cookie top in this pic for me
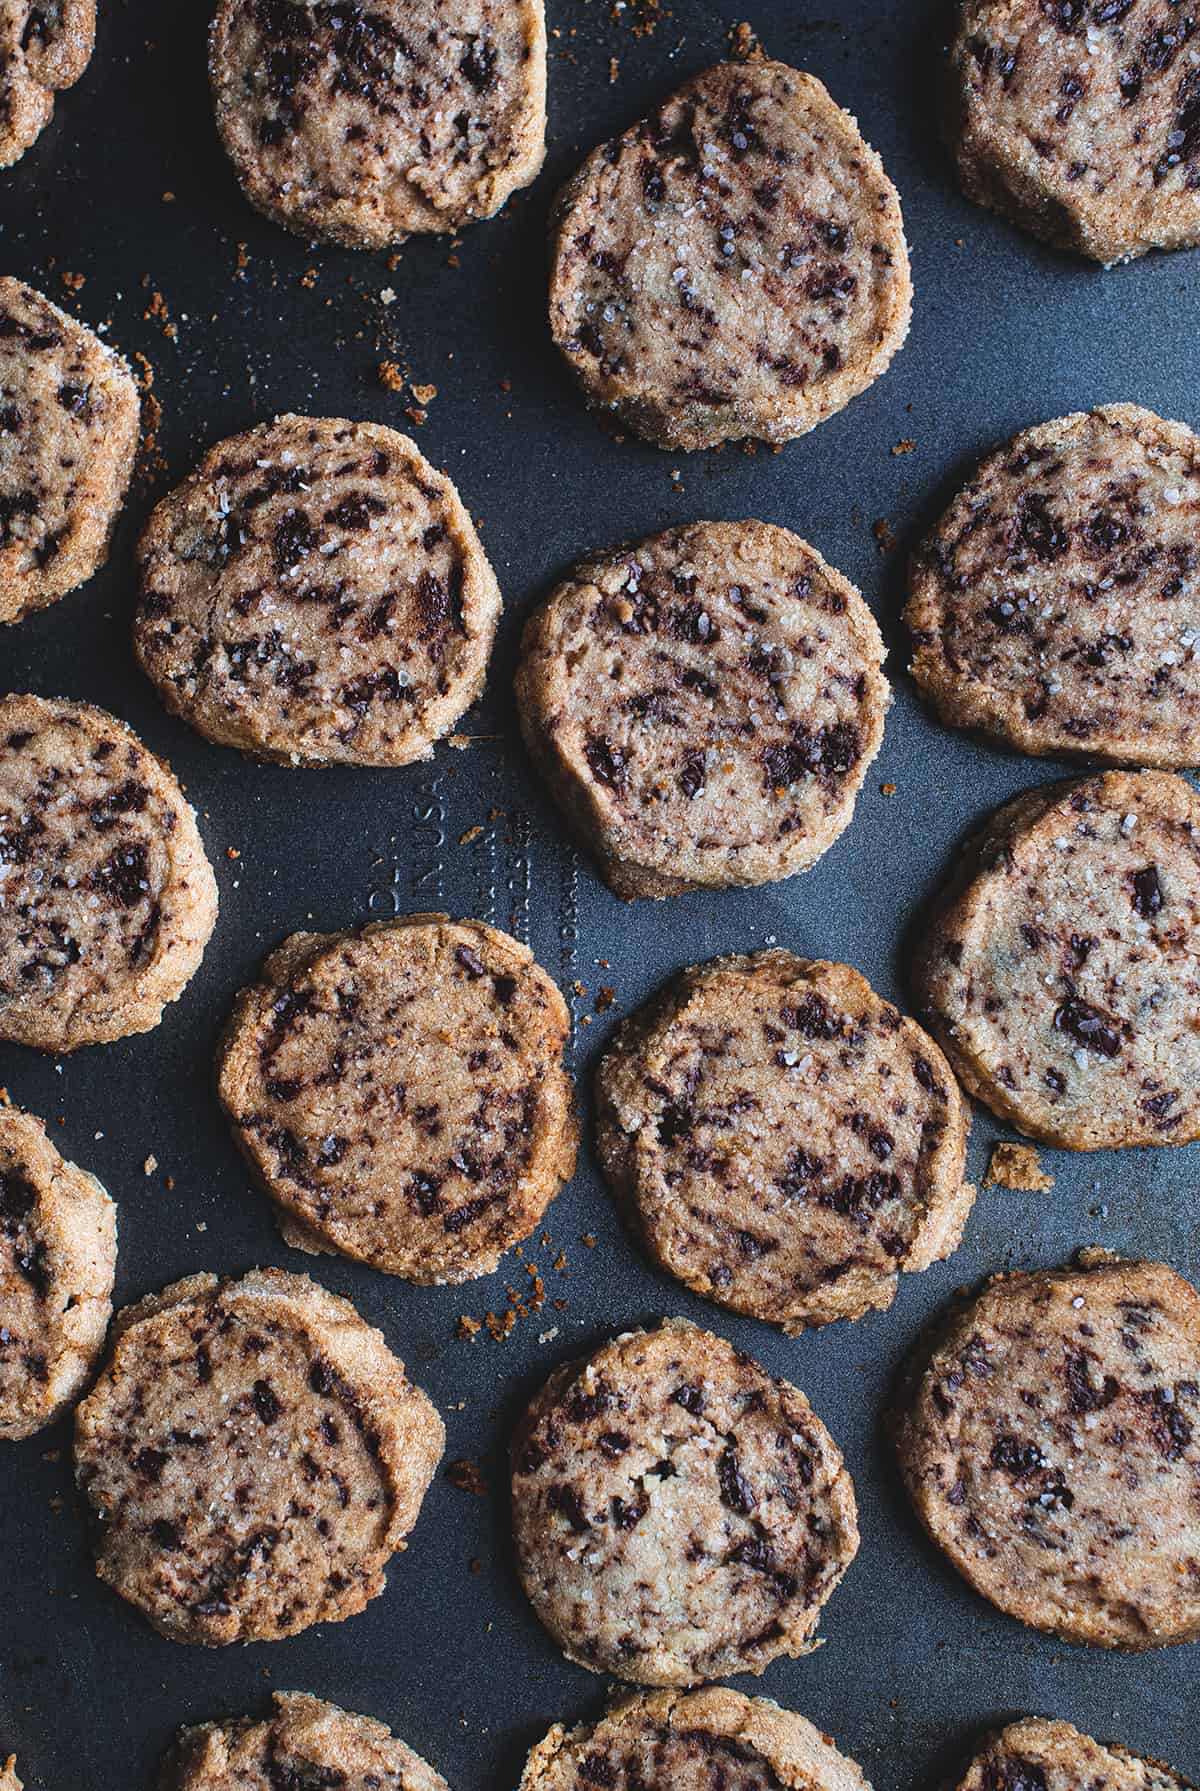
[135,416,501,768]
[915,771,1200,1150]
[0,278,139,623]
[549,59,911,452]
[510,1318,859,1685]
[209,0,547,249]
[907,405,1200,766]
[894,1254,1200,1649]
[162,1692,449,1791]
[74,1269,444,1645]
[952,1718,1192,1791]
[515,521,888,899]
[0,696,218,1052]
[519,1687,874,1791]
[596,953,972,1333]
[0,0,94,168]
[945,0,1200,263]
[0,1104,116,1441]
[218,917,577,1283]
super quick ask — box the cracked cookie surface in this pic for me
[893,1253,1200,1648]
[510,1318,859,1685]
[74,1268,444,1645]
[596,952,972,1332]
[952,1718,1192,1791]
[515,520,888,899]
[0,278,139,624]
[944,0,1200,263]
[906,405,1200,766]
[549,58,911,451]
[915,771,1200,1149]
[161,1691,449,1790]
[0,0,94,168]
[0,695,218,1052]
[135,415,500,767]
[210,0,546,248]
[0,1104,115,1441]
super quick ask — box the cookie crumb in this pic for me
[445,1458,488,1497]
[872,518,897,553]
[143,1154,157,1175]
[985,1142,1055,1193]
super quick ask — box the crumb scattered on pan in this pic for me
[985,1142,1055,1193]
[446,1458,488,1497]
[143,1154,157,1176]
[872,518,897,553]
[727,20,765,60]
[892,438,916,455]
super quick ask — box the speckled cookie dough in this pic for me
[0,0,94,167]
[0,278,139,624]
[893,1251,1200,1648]
[210,0,547,248]
[944,0,1200,264]
[514,520,889,899]
[906,405,1200,766]
[952,1718,1193,1791]
[0,1103,115,1440]
[217,915,577,1282]
[519,1687,875,1791]
[135,415,501,768]
[160,1692,450,1791]
[510,1317,859,1685]
[0,695,218,1052]
[596,952,972,1333]
[549,58,911,451]
[915,771,1200,1150]
[74,1268,444,1645]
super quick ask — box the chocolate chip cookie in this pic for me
[0,695,218,1052]
[893,1251,1200,1648]
[135,415,501,767]
[0,1756,18,1791]
[0,1103,116,1440]
[210,0,547,249]
[519,1687,873,1791]
[514,520,889,900]
[510,1317,859,1685]
[906,405,1200,766]
[0,0,94,168]
[944,0,1200,264]
[596,953,972,1333]
[915,770,1200,1149]
[218,916,576,1282]
[953,1718,1192,1791]
[549,59,911,451]
[74,1267,444,1645]
[0,277,139,624]
[161,1692,449,1791]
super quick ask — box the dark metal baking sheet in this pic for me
[1,1,1197,1785]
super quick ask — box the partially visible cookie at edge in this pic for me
[519,1687,875,1791]
[951,1717,1194,1791]
[135,415,501,767]
[0,277,139,623]
[0,1103,116,1440]
[0,0,95,168]
[596,951,972,1333]
[160,1691,450,1791]
[906,404,1200,766]
[0,1754,19,1791]
[209,0,547,249]
[550,58,911,450]
[515,520,889,899]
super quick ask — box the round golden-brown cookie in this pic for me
[518,1687,874,1791]
[944,0,1200,264]
[0,1103,115,1440]
[951,1718,1193,1791]
[915,771,1200,1150]
[549,58,911,451]
[0,696,218,1052]
[510,1317,859,1686]
[160,1692,449,1791]
[515,521,889,900]
[209,0,547,249]
[596,952,973,1333]
[218,916,576,1282]
[906,405,1200,766]
[0,278,139,624]
[0,0,94,168]
[74,1268,444,1645]
[135,415,501,768]
[893,1252,1200,1649]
